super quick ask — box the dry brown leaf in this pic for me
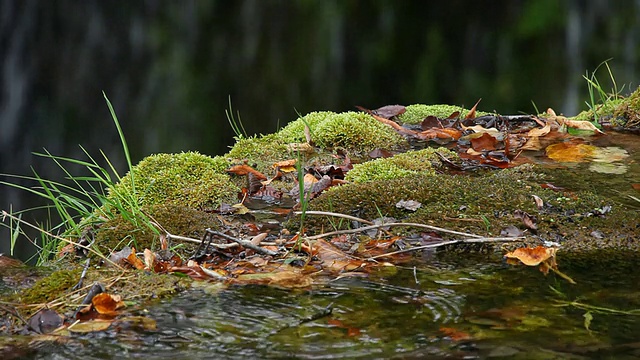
[504,246,556,266]
[527,123,551,137]
[126,247,145,270]
[92,293,125,315]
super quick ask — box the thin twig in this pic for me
[293,211,374,225]
[304,222,481,240]
[367,236,524,260]
[206,229,278,256]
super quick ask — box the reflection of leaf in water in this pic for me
[589,162,628,174]
[589,147,629,174]
[591,146,630,162]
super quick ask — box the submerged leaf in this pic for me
[546,142,597,162]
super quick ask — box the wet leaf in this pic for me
[235,267,313,288]
[504,246,556,266]
[440,327,472,341]
[314,239,367,272]
[28,309,63,334]
[546,142,597,162]
[470,132,498,152]
[67,320,113,333]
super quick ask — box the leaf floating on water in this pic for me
[545,142,597,162]
[68,320,113,333]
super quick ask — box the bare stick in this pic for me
[293,211,374,225]
[304,222,481,240]
[367,236,524,260]
[206,229,278,256]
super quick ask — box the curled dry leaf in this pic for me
[504,246,557,266]
[526,123,551,137]
[92,293,125,315]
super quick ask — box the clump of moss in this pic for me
[94,204,218,254]
[613,86,640,127]
[345,147,455,183]
[15,269,79,305]
[573,98,625,122]
[398,104,490,124]
[277,111,336,142]
[110,151,238,210]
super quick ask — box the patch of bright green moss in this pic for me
[111,151,238,210]
[278,111,406,152]
[398,104,490,124]
[277,111,337,142]
[16,269,79,305]
[345,147,455,183]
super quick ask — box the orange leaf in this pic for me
[274,159,297,173]
[126,247,145,270]
[92,293,125,315]
[546,142,596,162]
[504,246,557,266]
[440,327,472,341]
[227,164,267,180]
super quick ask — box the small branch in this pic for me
[293,211,374,225]
[367,236,524,260]
[304,222,481,240]
[205,229,278,256]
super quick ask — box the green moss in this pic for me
[301,164,640,251]
[277,111,337,142]
[573,98,625,122]
[345,147,455,183]
[311,111,406,152]
[94,204,218,254]
[110,151,239,210]
[613,86,640,127]
[398,104,490,124]
[16,269,79,304]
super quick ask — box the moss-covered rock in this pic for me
[398,104,490,124]
[109,151,238,211]
[345,147,455,183]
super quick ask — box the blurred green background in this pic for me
[1,0,638,256]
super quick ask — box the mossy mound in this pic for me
[94,204,218,253]
[13,269,80,305]
[345,147,455,183]
[398,104,490,124]
[613,85,640,127]
[109,151,238,211]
